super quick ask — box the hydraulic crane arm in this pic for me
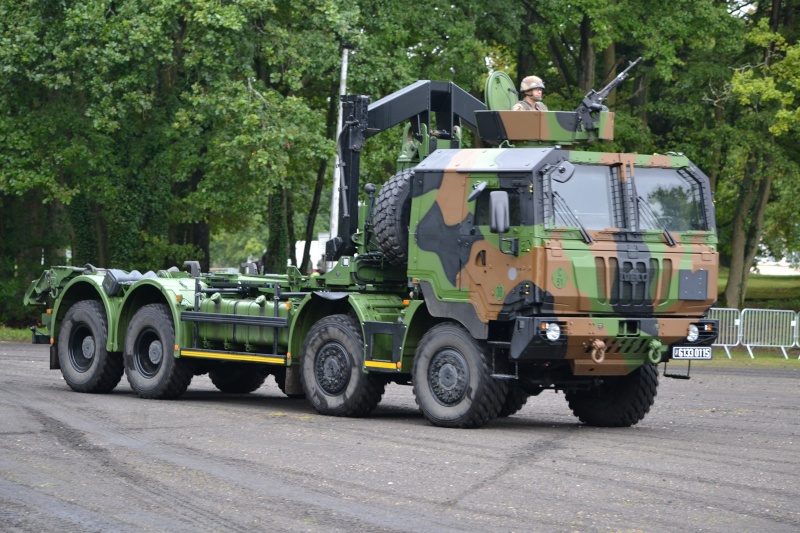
[326,81,486,261]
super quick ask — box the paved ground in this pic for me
[1,342,798,532]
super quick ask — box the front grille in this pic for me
[595,257,672,309]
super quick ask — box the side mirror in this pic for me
[490,191,510,234]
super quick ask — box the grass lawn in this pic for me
[705,345,800,368]
[718,266,800,309]
[0,325,33,343]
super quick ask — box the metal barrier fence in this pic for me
[711,307,799,359]
[707,308,740,358]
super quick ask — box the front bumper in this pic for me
[510,316,718,374]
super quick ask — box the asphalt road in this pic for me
[1,342,798,533]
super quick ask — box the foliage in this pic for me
[2,0,800,322]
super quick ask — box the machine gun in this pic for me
[575,56,642,132]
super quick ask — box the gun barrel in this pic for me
[575,55,641,132]
[618,56,642,78]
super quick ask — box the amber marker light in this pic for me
[46,309,52,314]
[285,301,291,310]
[396,362,402,370]
[174,344,179,351]
[403,300,410,306]
[176,294,182,303]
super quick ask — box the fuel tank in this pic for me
[194,293,289,349]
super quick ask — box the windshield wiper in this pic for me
[637,196,676,247]
[553,192,592,243]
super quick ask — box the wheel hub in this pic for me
[81,336,95,360]
[134,329,163,378]
[148,340,163,365]
[315,342,350,394]
[428,349,469,406]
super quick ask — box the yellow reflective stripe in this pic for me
[364,360,397,370]
[181,350,284,365]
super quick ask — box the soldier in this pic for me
[512,75,548,111]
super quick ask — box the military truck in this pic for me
[25,61,719,428]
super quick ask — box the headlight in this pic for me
[544,322,561,342]
[687,324,699,343]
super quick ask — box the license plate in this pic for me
[672,347,712,360]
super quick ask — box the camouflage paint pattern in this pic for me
[408,146,718,373]
[475,110,614,145]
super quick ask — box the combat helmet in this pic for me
[520,75,545,92]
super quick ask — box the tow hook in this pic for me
[647,339,663,364]
[589,339,606,363]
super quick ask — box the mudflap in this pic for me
[50,343,60,370]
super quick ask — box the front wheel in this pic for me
[57,300,123,393]
[124,304,192,399]
[300,315,385,416]
[498,385,529,417]
[565,363,659,427]
[412,323,507,428]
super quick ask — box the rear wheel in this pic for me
[124,304,192,399]
[301,315,385,416]
[565,363,658,427]
[209,364,267,394]
[57,301,123,393]
[412,323,507,428]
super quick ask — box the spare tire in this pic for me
[373,169,414,267]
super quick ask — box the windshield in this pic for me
[634,168,706,231]
[545,164,708,234]
[550,165,617,230]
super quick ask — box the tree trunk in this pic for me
[578,15,595,93]
[739,153,774,305]
[723,158,757,308]
[264,190,289,274]
[603,43,618,107]
[516,4,536,88]
[709,103,725,192]
[632,72,648,127]
[301,82,339,273]
[286,188,297,267]
[524,3,576,88]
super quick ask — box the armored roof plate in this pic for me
[415,147,555,172]
[485,71,518,111]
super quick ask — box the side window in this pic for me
[475,188,521,226]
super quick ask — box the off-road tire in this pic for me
[498,385,529,417]
[300,315,385,416]
[565,363,659,427]
[209,364,267,394]
[124,303,192,400]
[373,169,414,267]
[57,300,123,393]
[412,323,507,428]
[273,367,305,399]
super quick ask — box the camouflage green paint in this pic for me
[475,110,615,145]
[407,146,717,373]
